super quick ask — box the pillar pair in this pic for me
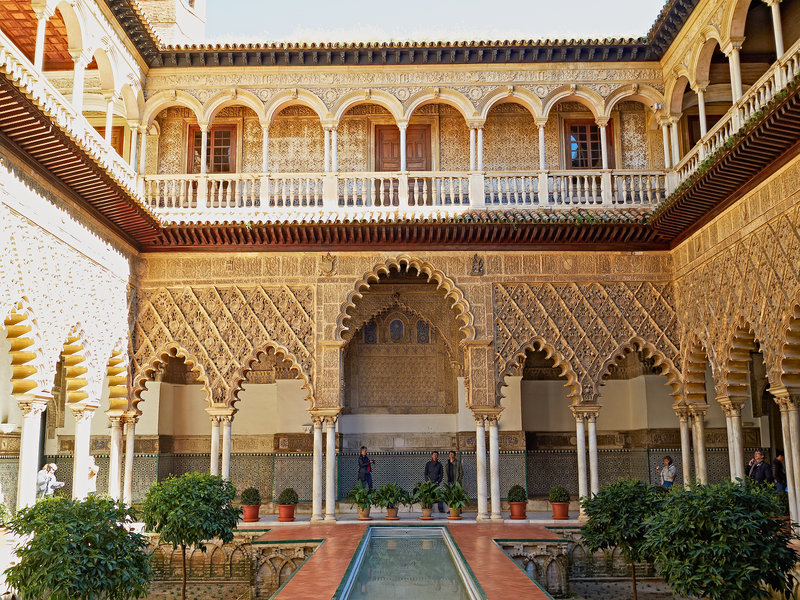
[472,411,502,520]
[207,411,234,480]
[571,405,600,515]
[772,388,800,522]
[310,413,338,522]
[674,404,708,485]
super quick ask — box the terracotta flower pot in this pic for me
[357,507,372,521]
[385,507,399,520]
[447,507,462,520]
[277,504,296,522]
[420,507,434,520]
[509,501,527,520]
[242,504,261,522]
[551,501,570,520]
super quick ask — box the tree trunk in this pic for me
[181,543,187,600]
[631,560,638,600]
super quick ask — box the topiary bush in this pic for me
[277,487,299,505]
[549,485,570,503]
[240,487,261,506]
[507,485,527,502]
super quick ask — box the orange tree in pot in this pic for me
[508,484,528,519]
[549,485,570,520]
[240,487,261,522]
[277,487,299,522]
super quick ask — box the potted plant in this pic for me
[442,482,469,520]
[412,481,443,520]
[374,483,410,520]
[347,484,374,520]
[240,487,261,523]
[508,484,528,519]
[277,488,299,522]
[549,485,570,520]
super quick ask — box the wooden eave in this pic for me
[0,74,161,246]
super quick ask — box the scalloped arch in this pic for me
[775,292,800,395]
[720,318,760,402]
[229,340,313,408]
[131,343,210,411]
[478,87,544,121]
[335,255,475,343]
[594,336,682,401]
[499,336,581,403]
[142,90,204,126]
[264,89,329,124]
[333,89,404,124]
[403,87,478,122]
[202,88,266,123]
[542,85,604,119]
[682,332,714,405]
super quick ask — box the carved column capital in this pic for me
[717,395,744,418]
[688,403,708,420]
[17,392,50,417]
[570,404,600,421]
[770,386,797,410]
[123,412,140,426]
[71,403,97,423]
[673,403,692,422]
[310,415,325,427]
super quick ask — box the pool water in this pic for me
[340,528,481,600]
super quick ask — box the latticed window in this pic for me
[564,120,614,169]
[188,125,237,173]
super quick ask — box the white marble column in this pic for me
[107,416,124,500]
[71,405,96,500]
[399,125,407,172]
[324,415,337,520]
[572,408,588,513]
[33,7,53,71]
[330,129,338,173]
[128,123,139,171]
[724,407,736,478]
[311,416,324,522]
[690,406,708,484]
[725,40,744,102]
[695,86,708,138]
[669,117,681,167]
[487,415,502,520]
[774,390,799,521]
[103,93,116,144]
[221,415,232,480]
[323,129,331,172]
[727,402,745,480]
[209,416,220,476]
[660,120,672,168]
[199,122,209,174]
[70,53,89,114]
[675,406,693,485]
[476,127,484,171]
[16,393,49,509]
[587,410,599,496]
[469,127,477,171]
[474,415,489,520]
[767,0,785,57]
[137,125,148,175]
[598,119,609,170]
[260,123,269,172]
[122,414,137,506]
[786,400,800,516]
[537,123,547,170]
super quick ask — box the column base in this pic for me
[490,513,503,521]
[476,513,490,521]
[310,515,325,523]
[324,514,337,522]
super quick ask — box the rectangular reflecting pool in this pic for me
[336,527,484,600]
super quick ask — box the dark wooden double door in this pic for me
[375,125,431,206]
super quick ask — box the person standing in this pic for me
[656,456,677,488]
[745,450,774,483]
[357,446,374,490]
[36,463,64,498]
[773,450,787,492]
[424,451,444,513]
[445,450,463,486]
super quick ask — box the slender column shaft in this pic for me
[16,395,48,509]
[477,127,484,171]
[731,412,745,480]
[728,46,743,102]
[123,417,136,506]
[104,97,115,144]
[599,123,609,170]
[323,129,331,172]
[311,418,324,521]
[692,412,708,484]
[769,1,785,57]
[330,129,338,172]
[108,417,123,500]
[469,128,476,171]
[488,417,502,520]
[34,14,48,71]
[725,414,736,479]
[399,126,407,172]
[209,418,220,476]
[199,125,209,174]
[324,416,337,520]
[575,416,588,513]
[587,415,599,495]
[71,56,87,113]
[221,417,232,480]
[71,407,95,500]
[538,124,547,170]
[779,403,798,522]
[261,126,269,172]
[660,122,671,168]
[697,89,708,138]
[475,417,488,520]
[678,414,692,484]
[787,405,800,516]
[669,120,680,167]
[129,126,139,170]
[137,126,148,175]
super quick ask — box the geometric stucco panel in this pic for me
[131,285,314,405]
[494,281,681,403]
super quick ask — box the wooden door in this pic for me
[375,125,431,205]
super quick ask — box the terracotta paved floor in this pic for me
[257,521,556,599]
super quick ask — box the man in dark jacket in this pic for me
[358,446,374,490]
[424,451,445,513]
[773,450,787,492]
[745,450,774,483]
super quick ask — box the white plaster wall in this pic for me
[498,376,523,431]
[520,380,576,431]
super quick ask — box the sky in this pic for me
[203,0,668,44]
